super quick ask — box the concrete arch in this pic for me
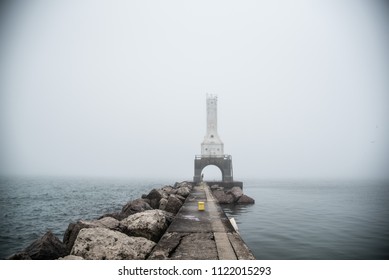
[201,164,224,181]
[193,155,233,183]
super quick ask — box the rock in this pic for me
[63,217,122,254]
[164,195,183,214]
[63,223,86,254]
[120,210,173,242]
[228,186,243,201]
[23,231,67,260]
[121,198,153,217]
[146,188,163,200]
[175,194,186,202]
[98,212,126,221]
[158,189,169,199]
[211,184,223,191]
[159,197,168,210]
[174,181,193,190]
[97,217,121,229]
[8,252,32,260]
[162,185,176,195]
[177,186,190,197]
[58,255,84,260]
[237,194,255,204]
[212,190,234,204]
[146,189,163,209]
[70,228,155,260]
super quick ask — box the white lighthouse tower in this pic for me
[194,94,235,183]
[201,94,224,156]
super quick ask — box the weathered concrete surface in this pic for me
[148,232,218,260]
[227,232,256,260]
[214,232,236,260]
[148,183,255,260]
[193,181,243,189]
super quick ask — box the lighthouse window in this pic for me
[211,135,214,138]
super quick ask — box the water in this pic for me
[0,176,170,259]
[1,177,389,259]
[223,179,389,260]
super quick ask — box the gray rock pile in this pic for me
[8,181,193,260]
[211,185,255,204]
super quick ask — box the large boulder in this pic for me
[176,186,190,198]
[175,194,186,202]
[98,211,126,221]
[146,189,163,209]
[121,198,153,217]
[174,181,192,190]
[228,186,243,202]
[63,217,122,254]
[97,217,122,229]
[237,194,255,204]
[58,255,84,260]
[22,231,67,260]
[158,189,169,199]
[8,252,32,260]
[164,195,183,214]
[70,228,155,260]
[159,198,168,210]
[120,210,173,242]
[162,185,176,195]
[212,190,234,204]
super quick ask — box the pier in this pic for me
[7,94,255,260]
[148,183,255,260]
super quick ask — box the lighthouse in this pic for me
[201,94,224,156]
[194,94,236,184]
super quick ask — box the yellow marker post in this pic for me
[198,201,205,211]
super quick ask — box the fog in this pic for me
[1,0,388,180]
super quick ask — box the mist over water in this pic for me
[0,1,388,181]
[1,177,388,260]
[0,0,388,262]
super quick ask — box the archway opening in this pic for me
[201,165,222,182]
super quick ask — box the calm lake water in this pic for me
[223,179,389,259]
[1,177,388,259]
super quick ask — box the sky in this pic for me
[0,0,388,180]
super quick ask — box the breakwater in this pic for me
[148,183,255,259]
[8,181,255,260]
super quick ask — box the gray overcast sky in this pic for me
[0,0,388,180]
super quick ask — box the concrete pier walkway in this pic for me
[148,183,255,260]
